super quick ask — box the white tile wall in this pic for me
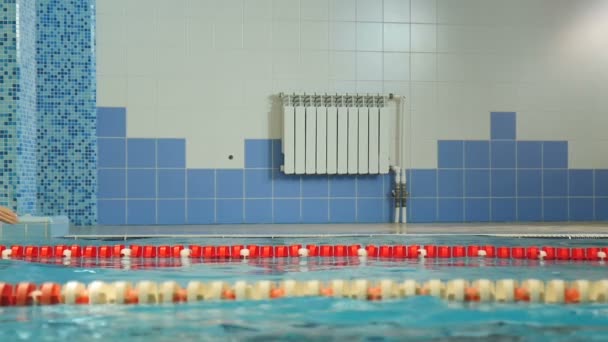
[97,0,608,169]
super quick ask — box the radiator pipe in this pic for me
[392,166,401,223]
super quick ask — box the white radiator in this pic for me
[281,94,390,175]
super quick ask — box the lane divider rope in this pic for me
[1,278,607,306]
[1,244,607,262]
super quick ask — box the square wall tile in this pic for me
[491,198,516,222]
[357,175,383,197]
[490,112,516,140]
[127,169,156,198]
[357,198,385,222]
[98,169,126,198]
[216,169,244,198]
[491,169,516,197]
[410,169,437,197]
[596,198,608,221]
[517,198,542,222]
[438,169,463,197]
[569,198,594,221]
[384,0,410,22]
[569,169,593,196]
[491,141,516,168]
[127,139,156,168]
[464,198,490,222]
[97,107,126,137]
[245,169,273,198]
[98,199,126,225]
[245,139,273,168]
[187,169,215,198]
[330,176,356,197]
[127,200,156,225]
[158,169,186,198]
[98,138,125,168]
[274,199,301,223]
[438,198,463,222]
[302,176,329,197]
[464,141,489,168]
[409,198,437,223]
[274,171,301,198]
[517,170,542,197]
[596,170,608,196]
[272,139,283,169]
[438,140,463,168]
[517,141,542,168]
[217,199,243,223]
[157,139,186,168]
[543,141,568,168]
[465,170,489,197]
[245,199,273,223]
[543,170,568,197]
[187,199,215,224]
[158,199,186,224]
[330,199,356,223]
[302,199,329,223]
[544,198,568,221]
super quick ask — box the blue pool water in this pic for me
[1,236,608,341]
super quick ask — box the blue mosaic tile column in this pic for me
[0,0,37,214]
[36,0,97,225]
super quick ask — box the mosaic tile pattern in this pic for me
[36,0,97,225]
[0,0,37,214]
[97,107,393,225]
[407,112,608,223]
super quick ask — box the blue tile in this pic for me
[302,176,329,197]
[409,198,437,223]
[245,199,273,223]
[517,141,542,168]
[158,199,186,224]
[127,169,156,198]
[438,198,463,222]
[272,139,284,169]
[302,199,329,223]
[98,169,126,198]
[157,139,186,168]
[216,169,243,198]
[357,175,383,197]
[543,170,567,197]
[330,176,356,197]
[158,169,186,198]
[98,200,126,225]
[464,141,490,168]
[596,198,608,221]
[544,198,568,221]
[274,172,301,197]
[491,141,516,168]
[97,107,126,137]
[465,170,490,197]
[245,169,273,198]
[330,199,356,223]
[127,139,156,168]
[384,173,395,197]
[438,140,463,168]
[217,199,244,223]
[542,141,568,168]
[127,200,156,225]
[410,169,437,197]
[491,198,516,222]
[357,199,385,223]
[569,169,593,196]
[187,199,215,224]
[438,169,463,197]
[98,138,125,168]
[245,139,272,168]
[490,112,516,140]
[491,169,516,197]
[595,170,608,196]
[464,198,490,222]
[517,169,542,197]
[187,169,215,198]
[517,198,542,222]
[569,198,594,221]
[274,199,301,223]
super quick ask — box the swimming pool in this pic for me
[1,235,608,341]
